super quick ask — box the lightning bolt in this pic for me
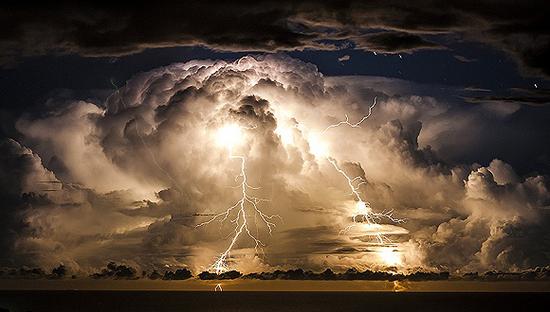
[322,97,405,244]
[196,139,280,274]
[327,157,404,243]
[198,96,398,273]
[322,97,377,134]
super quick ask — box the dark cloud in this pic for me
[242,268,450,281]
[465,88,550,107]
[162,268,192,280]
[2,264,549,281]
[50,264,67,279]
[353,32,441,54]
[198,270,242,280]
[0,267,46,279]
[0,2,319,65]
[147,270,163,280]
[469,267,550,281]
[241,267,549,281]
[90,262,138,279]
[1,1,550,77]
[0,139,56,265]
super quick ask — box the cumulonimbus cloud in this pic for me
[3,55,549,274]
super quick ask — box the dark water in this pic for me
[1,291,549,312]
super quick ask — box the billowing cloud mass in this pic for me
[1,1,550,78]
[3,55,549,274]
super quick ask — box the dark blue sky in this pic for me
[1,40,544,116]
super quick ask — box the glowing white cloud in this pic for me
[7,54,548,274]
[216,124,244,149]
[378,247,402,266]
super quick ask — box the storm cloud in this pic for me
[353,32,441,54]
[2,55,549,275]
[1,1,550,78]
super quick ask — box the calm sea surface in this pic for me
[1,291,550,312]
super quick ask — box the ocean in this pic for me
[1,291,549,312]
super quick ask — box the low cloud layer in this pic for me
[2,55,549,275]
[1,1,550,78]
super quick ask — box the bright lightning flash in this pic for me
[308,133,329,158]
[199,97,401,272]
[216,124,243,149]
[197,123,280,274]
[379,247,402,266]
[328,158,404,244]
[322,97,404,245]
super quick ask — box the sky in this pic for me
[0,1,549,278]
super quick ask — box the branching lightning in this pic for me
[198,95,400,273]
[196,125,280,274]
[322,97,377,134]
[327,157,404,243]
[322,97,405,244]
